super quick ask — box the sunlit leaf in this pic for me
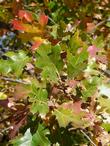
[0,92,7,100]
[102,123,110,132]
[98,84,110,98]
[12,128,32,146]
[0,60,12,75]
[106,21,110,27]
[98,97,110,113]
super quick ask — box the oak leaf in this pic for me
[38,13,48,27]
[18,10,33,22]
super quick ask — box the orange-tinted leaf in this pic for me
[86,22,95,32]
[14,84,30,100]
[18,10,33,22]
[38,13,48,27]
[24,24,43,33]
[12,19,26,31]
[31,39,44,51]
[12,20,43,34]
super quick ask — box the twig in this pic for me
[0,126,13,134]
[80,129,96,146]
[99,68,110,78]
[48,16,57,25]
[95,18,110,29]
[95,20,106,29]
[0,76,30,84]
[91,18,110,33]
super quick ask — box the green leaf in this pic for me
[92,36,104,48]
[98,97,110,113]
[67,50,88,78]
[30,88,49,114]
[12,128,32,146]
[0,92,7,100]
[102,123,110,132]
[82,85,96,101]
[0,60,12,75]
[69,30,83,53]
[0,6,12,23]
[35,44,62,83]
[50,45,63,71]
[106,21,110,27]
[41,65,58,82]
[32,124,50,146]
[6,51,30,76]
[53,108,74,127]
[12,125,50,146]
[36,44,52,56]
[50,24,58,39]
[82,77,100,101]
[0,51,30,77]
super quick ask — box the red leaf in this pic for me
[18,10,33,22]
[12,19,26,31]
[31,40,43,51]
[87,45,98,58]
[38,13,48,27]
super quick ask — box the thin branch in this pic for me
[0,126,13,134]
[0,76,30,84]
[48,16,57,25]
[95,18,110,29]
[95,20,106,28]
[91,18,110,33]
[99,68,110,78]
[80,129,96,146]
